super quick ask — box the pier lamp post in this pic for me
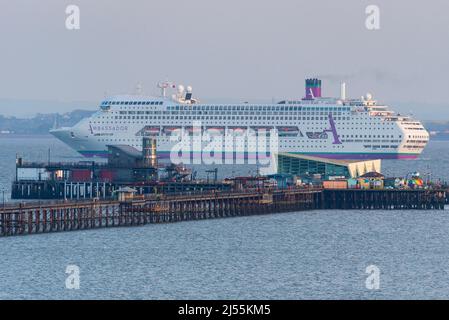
[1,189,4,235]
[2,188,6,211]
[38,185,41,204]
[2,188,5,228]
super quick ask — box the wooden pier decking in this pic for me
[0,188,445,237]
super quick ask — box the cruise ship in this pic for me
[50,79,429,161]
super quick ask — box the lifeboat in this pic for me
[145,126,160,136]
[184,126,202,135]
[205,126,225,135]
[136,126,160,136]
[162,126,182,135]
[306,131,328,139]
[277,126,299,137]
[228,126,247,135]
[249,126,274,135]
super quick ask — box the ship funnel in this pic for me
[305,78,321,99]
[142,137,157,168]
[340,82,346,100]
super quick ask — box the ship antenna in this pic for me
[135,82,143,95]
[157,81,176,97]
[157,81,168,97]
[52,114,58,129]
[340,82,346,100]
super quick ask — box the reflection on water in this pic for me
[0,136,448,299]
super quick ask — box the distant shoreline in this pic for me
[0,133,53,138]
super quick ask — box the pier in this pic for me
[322,189,446,210]
[0,189,320,237]
[0,188,445,237]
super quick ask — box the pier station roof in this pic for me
[277,153,381,179]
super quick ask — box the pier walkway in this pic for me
[0,188,445,237]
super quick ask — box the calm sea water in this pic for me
[0,135,449,299]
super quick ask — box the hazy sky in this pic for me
[0,0,448,119]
